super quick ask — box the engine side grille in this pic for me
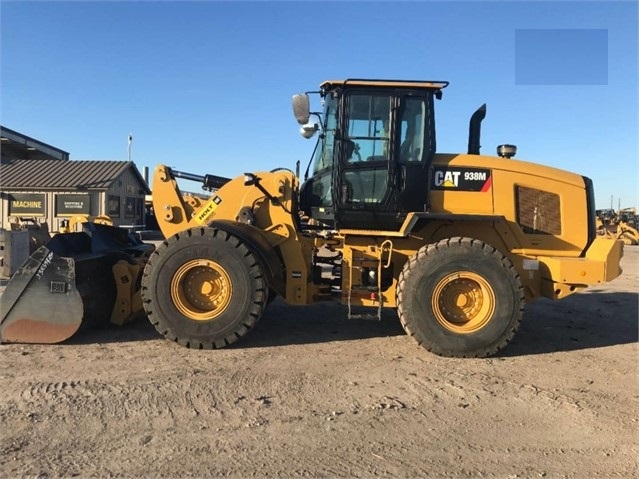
[516,186,561,235]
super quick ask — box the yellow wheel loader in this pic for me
[596,208,639,245]
[140,79,623,358]
[617,223,639,245]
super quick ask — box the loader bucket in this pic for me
[0,223,154,344]
[0,246,83,343]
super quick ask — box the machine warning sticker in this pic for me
[431,168,492,192]
[195,195,222,224]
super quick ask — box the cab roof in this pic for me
[320,79,449,91]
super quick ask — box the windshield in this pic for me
[311,94,338,175]
[304,93,338,209]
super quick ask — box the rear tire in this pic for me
[141,227,269,349]
[397,237,524,358]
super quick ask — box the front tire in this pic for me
[141,227,269,349]
[397,237,524,358]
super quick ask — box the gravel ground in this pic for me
[0,247,637,478]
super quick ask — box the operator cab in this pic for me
[294,79,448,230]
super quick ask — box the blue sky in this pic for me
[1,1,637,208]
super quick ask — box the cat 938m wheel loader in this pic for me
[139,79,623,358]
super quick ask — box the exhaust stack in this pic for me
[467,104,487,155]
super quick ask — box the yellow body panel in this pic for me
[536,237,624,299]
[431,154,590,256]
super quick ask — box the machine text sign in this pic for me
[431,167,492,192]
[8,193,46,216]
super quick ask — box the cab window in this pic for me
[399,97,427,163]
[345,94,392,162]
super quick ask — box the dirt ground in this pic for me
[1,247,637,478]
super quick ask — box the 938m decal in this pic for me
[431,167,492,192]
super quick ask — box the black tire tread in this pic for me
[141,227,267,349]
[396,237,524,358]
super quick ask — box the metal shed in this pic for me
[1,125,151,232]
[0,159,151,232]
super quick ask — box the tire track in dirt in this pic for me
[20,379,115,402]
[12,369,337,426]
[402,367,600,416]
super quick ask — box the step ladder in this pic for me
[346,239,393,321]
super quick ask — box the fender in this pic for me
[209,219,286,296]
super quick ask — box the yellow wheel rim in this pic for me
[170,259,232,321]
[432,271,495,334]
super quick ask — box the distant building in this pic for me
[1,126,69,161]
[0,126,150,231]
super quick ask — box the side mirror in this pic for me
[300,123,319,139]
[292,94,310,125]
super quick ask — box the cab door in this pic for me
[396,94,435,213]
[334,91,397,230]
[334,91,435,230]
